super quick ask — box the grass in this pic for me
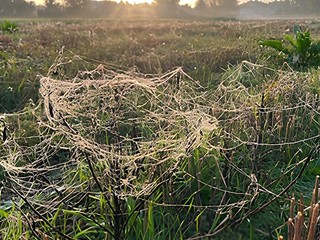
[0,18,320,240]
[0,19,277,111]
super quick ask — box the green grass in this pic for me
[0,18,320,240]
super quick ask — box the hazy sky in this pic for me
[32,0,272,6]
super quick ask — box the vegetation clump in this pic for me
[259,26,320,69]
[0,20,18,34]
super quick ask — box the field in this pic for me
[1,18,320,239]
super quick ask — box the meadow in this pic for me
[1,18,320,239]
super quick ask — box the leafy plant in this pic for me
[0,20,18,34]
[259,26,320,68]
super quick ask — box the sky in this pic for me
[32,0,272,7]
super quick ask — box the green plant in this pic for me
[0,20,18,34]
[1,19,320,240]
[259,26,320,69]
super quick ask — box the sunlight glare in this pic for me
[116,0,154,5]
[110,0,261,7]
[32,0,270,7]
[179,0,196,7]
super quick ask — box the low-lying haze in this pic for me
[31,0,272,6]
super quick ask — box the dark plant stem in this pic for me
[84,151,115,213]
[113,193,122,240]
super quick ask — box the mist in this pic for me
[0,0,319,20]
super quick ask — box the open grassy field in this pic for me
[1,18,320,239]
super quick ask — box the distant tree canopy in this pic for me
[220,0,238,10]
[0,0,36,17]
[43,0,63,17]
[154,0,181,17]
[64,0,89,9]
[0,0,320,19]
[194,0,237,8]
[284,0,320,12]
[155,0,180,6]
[193,0,238,17]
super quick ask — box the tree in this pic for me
[0,0,36,17]
[154,0,180,9]
[44,0,63,17]
[307,0,319,12]
[63,0,90,17]
[154,0,181,17]
[64,0,89,9]
[194,0,212,16]
[220,0,238,10]
[209,0,222,7]
[195,0,209,11]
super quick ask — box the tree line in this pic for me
[0,0,319,19]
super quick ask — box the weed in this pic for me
[0,20,18,34]
[259,25,320,69]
